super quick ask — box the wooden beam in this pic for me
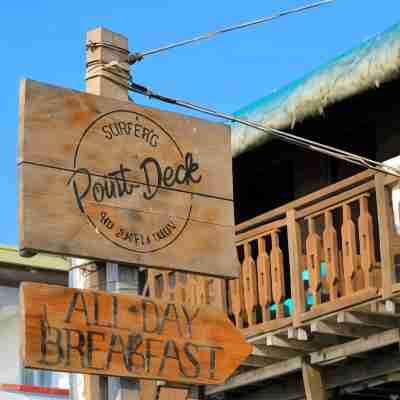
[340,376,391,395]
[388,372,400,382]
[375,173,394,299]
[266,336,319,352]
[158,387,188,400]
[302,361,327,400]
[0,264,67,287]
[242,355,278,368]
[311,328,400,365]
[253,344,305,360]
[337,311,400,329]
[287,327,309,341]
[206,352,400,400]
[311,320,382,338]
[139,381,158,400]
[300,288,380,323]
[206,357,303,396]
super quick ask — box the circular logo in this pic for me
[68,110,202,254]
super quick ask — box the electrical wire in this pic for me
[127,81,400,178]
[127,0,335,64]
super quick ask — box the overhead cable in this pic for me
[127,81,400,178]
[127,0,335,64]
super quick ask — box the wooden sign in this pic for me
[18,79,238,278]
[21,283,252,384]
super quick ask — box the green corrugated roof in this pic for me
[0,244,70,271]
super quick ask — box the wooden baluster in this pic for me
[196,276,208,305]
[185,274,197,305]
[323,211,340,300]
[341,204,357,295]
[229,277,243,328]
[146,269,157,298]
[287,209,306,327]
[358,196,377,289]
[162,271,171,301]
[175,272,186,303]
[257,237,272,322]
[154,272,163,299]
[270,231,286,318]
[211,278,227,312]
[306,218,323,306]
[242,242,258,326]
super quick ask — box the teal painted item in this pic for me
[231,21,400,157]
[270,262,327,316]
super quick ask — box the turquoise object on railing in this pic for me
[270,262,326,316]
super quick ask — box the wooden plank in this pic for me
[208,352,400,400]
[311,321,382,338]
[158,387,188,400]
[302,361,327,400]
[266,336,319,352]
[306,193,371,220]
[253,344,305,359]
[236,171,374,234]
[242,354,278,368]
[300,288,380,323]
[311,329,400,365]
[20,282,252,385]
[241,317,292,339]
[205,357,303,396]
[287,328,308,341]
[19,79,238,278]
[0,263,67,287]
[337,310,400,329]
[296,181,375,220]
[375,173,394,299]
[139,381,158,400]
[235,218,287,244]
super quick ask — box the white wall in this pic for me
[0,286,20,385]
[0,286,69,399]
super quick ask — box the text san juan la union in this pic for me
[68,119,202,246]
[39,291,222,381]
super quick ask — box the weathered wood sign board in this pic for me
[21,283,252,384]
[18,79,238,278]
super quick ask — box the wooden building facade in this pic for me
[141,22,400,399]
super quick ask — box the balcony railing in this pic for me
[142,170,400,339]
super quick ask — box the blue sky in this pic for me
[1,1,400,245]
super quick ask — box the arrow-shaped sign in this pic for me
[20,282,251,385]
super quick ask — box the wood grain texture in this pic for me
[20,282,252,385]
[19,79,238,278]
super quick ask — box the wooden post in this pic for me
[287,209,306,327]
[375,173,394,299]
[69,27,138,400]
[68,260,107,400]
[301,360,327,400]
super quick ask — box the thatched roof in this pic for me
[232,22,400,157]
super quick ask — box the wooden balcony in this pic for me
[142,169,400,395]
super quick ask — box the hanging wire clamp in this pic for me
[128,52,144,65]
